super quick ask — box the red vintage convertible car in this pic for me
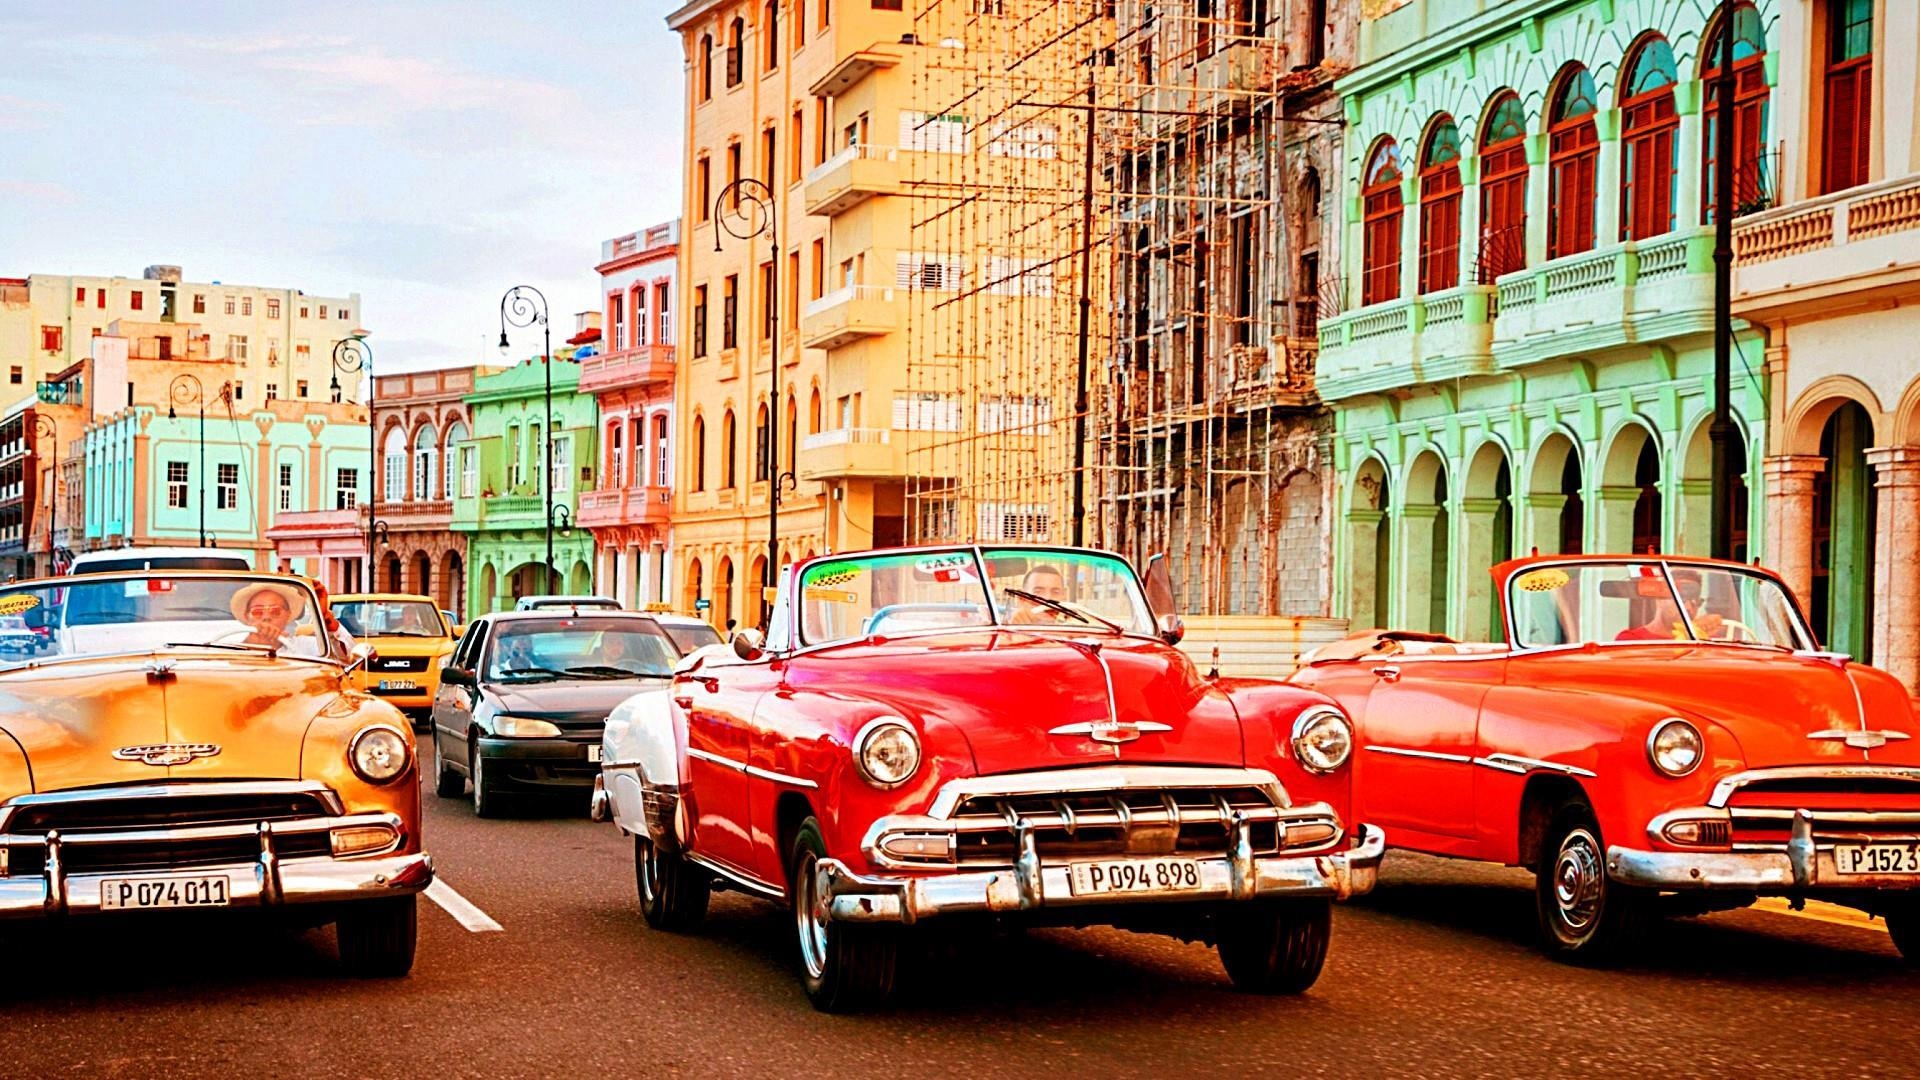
[1291,554,1919,963]
[594,545,1384,1010]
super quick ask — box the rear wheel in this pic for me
[470,745,506,818]
[1536,803,1647,965]
[634,834,710,930]
[433,736,464,799]
[336,896,417,977]
[789,816,898,1012]
[1888,905,1917,964]
[1216,898,1332,994]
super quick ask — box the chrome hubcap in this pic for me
[795,852,829,980]
[637,839,659,905]
[1553,828,1605,934]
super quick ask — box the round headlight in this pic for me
[349,725,411,785]
[854,718,920,788]
[1291,706,1353,774]
[1647,718,1704,777]
[495,716,563,738]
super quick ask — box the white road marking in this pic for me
[425,879,504,933]
[1752,896,1888,933]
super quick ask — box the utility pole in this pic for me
[1071,65,1097,548]
[1708,0,1737,560]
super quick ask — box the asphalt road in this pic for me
[3,775,1914,1079]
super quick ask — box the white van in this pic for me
[67,547,253,575]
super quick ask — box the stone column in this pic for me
[1674,478,1713,556]
[1344,509,1384,627]
[1594,108,1623,245]
[615,542,634,608]
[1762,455,1826,609]
[1595,486,1642,554]
[1458,497,1505,642]
[1398,505,1440,634]
[1519,492,1568,556]
[1866,447,1920,696]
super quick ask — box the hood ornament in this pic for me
[114,743,221,767]
[1048,719,1172,745]
[1808,729,1911,751]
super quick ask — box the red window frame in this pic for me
[1701,13,1769,220]
[1620,72,1678,239]
[1361,140,1404,307]
[1418,121,1462,294]
[1548,75,1598,259]
[1478,125,1529,281]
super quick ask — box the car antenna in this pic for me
[1207,645,1220,681]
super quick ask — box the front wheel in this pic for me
[1535,803,1647,964]
[635,834,711,930]
[789,816,898,1012]
[1888,905,1917,964]
[336,896,418,977]
[1216,898,1332,994]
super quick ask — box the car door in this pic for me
[436,619,487,773]
[676,649,764,874]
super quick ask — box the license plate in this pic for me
[1833,842,1920,875]
[587,744,602,763]
[100,875,231,910]
[378,679,418,691]
[1068,857,1202,897]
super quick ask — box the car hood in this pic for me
[360,635,453,656]
[0,653,350,791]
[487,678,663,723]
[785,629,1245,776]
[1512,645,1920,767]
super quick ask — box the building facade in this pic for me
[450,358,599,616]
[580,222,678,610]
[1317,0,1775,641]
[1732,0,1920,693]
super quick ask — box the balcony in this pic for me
[578,344,675,395]
[477,494,548,529]
[803,144,901,216]
[800,285,899,350]
[1315,285,1496,401]
[373,498,453,531]
[1735,174,1920,320]
[576,485,672,529]
[797,428,904,481]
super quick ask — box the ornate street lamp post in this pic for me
[713,176,783,630]
[167,374,211,546]
[331,335,377,587]
[499,286,557,594]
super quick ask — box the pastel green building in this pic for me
[451,358,600,615]
[1315,0,1776,641]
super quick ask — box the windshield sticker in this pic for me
[0,595,39,615]
[1514,569,1570,593]
[806,562,860,587]
[914,553,971,572]
[804,587,858,604]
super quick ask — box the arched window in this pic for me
[722,409,737,488]
[691,416,707,490]
[763,0,778,70]
[1418,116,1462,294]
[382,426,406,503]
[442,419,466,500]
[753,402,770,481]
[413,423,438,501]
[608,421,625,485]
[785,395,797,475]
[1548,64,1599,258]
[1477,92,1528,282]
[1702,2,1770,219]
[698,33,713,101]
[1620,36,1679,241]
[726,18,744,87]
[808,387,822,434]
[1361,138,1404,306]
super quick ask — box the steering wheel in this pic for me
[208,629,293,650]
[1711,618,1759,643]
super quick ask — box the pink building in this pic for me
[579,221,677,607]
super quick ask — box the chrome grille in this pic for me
[0,782,344,879]
[944,786,1291,866]
[1724,775,1920,849]
[0,790,333,835]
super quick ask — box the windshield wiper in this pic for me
[1002,589,1125,633]
[166,641,278,655]
[566,665,671,679]
[496,665,568,681]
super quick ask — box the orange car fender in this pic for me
[298,692,423,852]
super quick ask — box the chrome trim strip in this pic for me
[924,765,1290,818]
[1473,752,1597,779]
[1807,728,1912,750]
[1708,765,1920,808]
[1364,745,1473,764]
[0,781,344,830]
[744,764,819,790]
[686,747,747,773]
[0,811,405,849]
[684,850,784,900]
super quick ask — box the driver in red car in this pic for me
[1006,564,1070,624]
[1616,568,1725,641]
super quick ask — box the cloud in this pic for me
[0,180,78,206]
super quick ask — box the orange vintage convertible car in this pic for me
[0,570,432,975]
[1291,554,1918,964]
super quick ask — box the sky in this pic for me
[1,1,685,372]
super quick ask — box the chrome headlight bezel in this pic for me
[853,716,921,789]
[494,715,564,738]
[1290,706,1354,774]
[348,724,411,785]
[1646,717,1704,778]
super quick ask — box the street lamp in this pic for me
[712,176,781,630]
[30,414,57,576]
[499,285,556,594]
[167,374,211,546]
[331,335,375,586]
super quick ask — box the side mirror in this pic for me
[1157,613,1185,646]
[442,665,474,687]
[1143,553,1177,616]
[731,627,765,661]
[344,642,377,675]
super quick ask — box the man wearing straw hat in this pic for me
[226,581,309,653]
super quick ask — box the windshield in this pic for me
[662,622,723,655]
[334,599,446,638]
[70,555,252,574]
[0,574,331,663]
[1507,561,1813,650]
[483,617,677,682]
[796,547,1154,645]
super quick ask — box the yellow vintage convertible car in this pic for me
[0,570,432,975]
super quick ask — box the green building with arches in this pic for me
[1314,0,1775,641]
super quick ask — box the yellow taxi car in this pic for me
[0,570,431,975]
[330,593,458,730]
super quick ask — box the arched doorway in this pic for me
[748,554,768,628]
[1680,415,1750,559]
[507,562,546,605]
[412,550,432,598]
[1462,442,1514,641]
[685,557,704,620]
[1813,402,1876,658]
[1525,432,1584,557]
[383,553,403,593]
[478,562,497,616]
[715,556,735,631]
[568,559,592,595]
[1599,422,1660,553]
[1346,457,1390,629]
[1404,451,1450,634]
[442,550,465,617]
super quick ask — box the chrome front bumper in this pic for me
[0,813,434,918]
[816,823,1385,925]
[1613,802,1920,892]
